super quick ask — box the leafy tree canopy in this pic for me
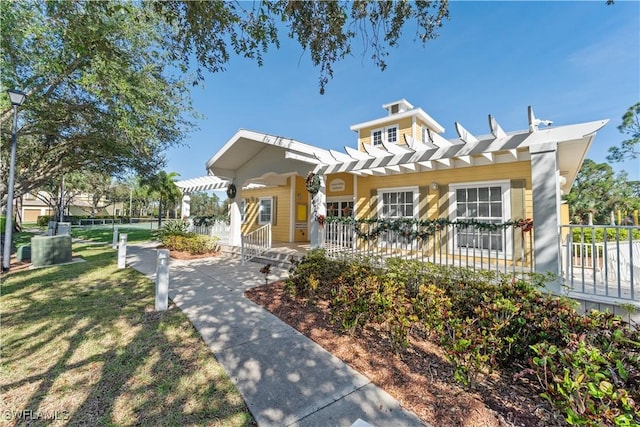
[564,159,639,224]
[151,0,450,93]
[607,102,640,163]
[1,1,193,206]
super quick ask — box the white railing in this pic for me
[561,225,640,302]
[324,219,534,278]
[192,221,231,245]
[241,223,272,265]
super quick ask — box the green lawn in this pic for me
[0,244,254,426]
[71,227,157,244]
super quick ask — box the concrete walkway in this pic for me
[127,244,426,427]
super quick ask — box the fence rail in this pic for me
[192,222,231,245]
[324,219,534,278]
[561,225,640,302]
[241,224,271,265]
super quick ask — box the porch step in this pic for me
[219,244,303,269]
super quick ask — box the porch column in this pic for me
[180,194,190,218]
[530,141,562,293]
[228,186,242,247]
[309,175,326,249]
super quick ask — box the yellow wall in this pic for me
[293,175,309,242]
[241,178,292,242]
[326,172,354,198]
[358,116,414,150]
[355,161,533,221]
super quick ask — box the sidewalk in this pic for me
[127,244,427,427]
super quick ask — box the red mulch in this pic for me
[245,281,566,427]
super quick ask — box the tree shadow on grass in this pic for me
[1,245,253,426]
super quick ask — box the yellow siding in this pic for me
[241,178,292,242]
[356,161,533,220]
[357,116,414,151]
[326,172,354,197]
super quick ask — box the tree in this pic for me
[189,192,221,217]
[0,1,193,209]
[150,1,449,93]
[564,159,639,224]
[142,171,181,228]
[607,102,640,163]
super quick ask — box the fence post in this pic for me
[112,227,119,249]
[117,233,127,269]
[156,249,170,311]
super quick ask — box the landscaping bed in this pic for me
[245,251,639,427]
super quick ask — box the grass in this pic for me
[71,227,157,244]
[0,244,254,426]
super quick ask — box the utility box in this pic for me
[57,222,71,236]
[17,245,31,262]
[31,235,72,267]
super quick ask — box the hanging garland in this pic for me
[305,172,321,194]
[226,184,237,199]
[324,216,534,242]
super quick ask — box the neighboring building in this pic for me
[176,99,608,292]
[19,191,124,222]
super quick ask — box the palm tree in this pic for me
[142,171,181,228]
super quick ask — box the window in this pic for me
[258,197,273,225]
[386,126,398,143]
[370,125,399,146]
[377,187,419,244]
[371,129,383,146]
[450,182,511,253]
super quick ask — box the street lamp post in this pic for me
[3,89,26,271]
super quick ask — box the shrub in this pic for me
[158,219,190,238]
[161,233,219,255]
[285,249,348,300]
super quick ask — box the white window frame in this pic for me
[371,128,383,146]
[376,186,419,247]
[421,126,428,144]
[386,125,398,144]
[370,124,399,146]
[258,197,273,225]
[448,180,512,258]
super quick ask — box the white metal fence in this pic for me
[561,225,640,302]
[241,224,271,265]
[324,219,534,278]
[192,222,231,245]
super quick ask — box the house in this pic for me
[19,191,124,223]
[177,99,609,294]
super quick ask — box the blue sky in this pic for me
[164,1,640,188]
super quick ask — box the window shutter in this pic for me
[272,197,277,226]
[438,184,449,218]
[510,179,526,261]
[369,189,378,218]
[418,186,429,220]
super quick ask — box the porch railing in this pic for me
[241,223,272,265]
[561,225,640,302]
[324,219,534,278]
[192,222,231,245]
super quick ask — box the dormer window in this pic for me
[371,125,398,146]
[372,129,383,146]
[387,126,397,143]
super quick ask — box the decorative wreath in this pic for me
[226,183,237,199]
[305,172,320,194]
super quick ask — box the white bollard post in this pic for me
[112,227,119,249]
[117,233,127,269]
[155,249,170,311]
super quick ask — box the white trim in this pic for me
[448,180,512,258]
[371,128,383,146]
[386,125,398,144]
[258,196,274,225]
[376,186,420,219]
[350,108,445,134]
